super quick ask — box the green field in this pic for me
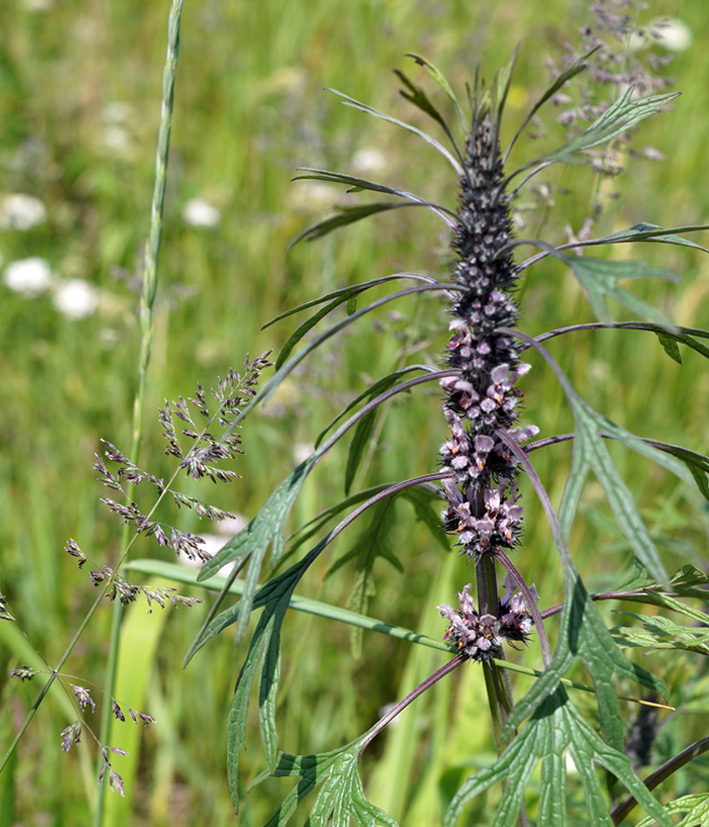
[1,1,709,824]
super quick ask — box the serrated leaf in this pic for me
[540,87,679,163]
[560,254,679,328]
[611,611,709,655]
[327,87,463,174]
[644,439,709,502]
[503,387,670,748]
[218,546,321,811]
[190,457,317,646]
[445,686,672,827]
[260,744,398,827]
[562,396,671,586]
[637,793,709,827]
[505,561,667,752]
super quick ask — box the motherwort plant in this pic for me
[179,44,709,827]
[5,6,709,826]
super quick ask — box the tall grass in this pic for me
[1,0,708,823]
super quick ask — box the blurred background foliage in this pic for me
[1,0,708,824]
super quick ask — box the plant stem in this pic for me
[358,655,466,757]
[475,552,514,754]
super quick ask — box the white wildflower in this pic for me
[0,194,47,231]
[648,17,692,52]
[52,278,99,320]
[3,257,53,296]
[183,198,221,228]
[351,147,387,175]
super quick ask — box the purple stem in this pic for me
[495,548,551,668]
[358,654,466,757]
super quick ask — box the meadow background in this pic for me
[1,0,708,824]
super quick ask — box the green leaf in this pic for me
[611,611,709,655]
[400,485,451,554]
[505,561,667,752]
[445,686,673,827]
[582,221,709,254]
[560,254,679,328]
[637,794,709,827]
[504,47,600,161]
[394,68,454,138]
[656,331,682,363]
[216,547,321,811]
[615,565,709,625]
[274,296,350,371]
[286,203,418,250]
[262,744,398,827]
[561,396,671,586]
[293,168,417,198]
[643,439,709,502]
[344,406,378,495]
[539,88,679,163]
[315,366,433,449]
[327,87,463,174]
[261,274,436,330]
[191,458,317,645]
[325,499,404,660]
[404,52,467,133]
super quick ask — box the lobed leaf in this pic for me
[445,687,672,827]
[611,611,709,656]
[538,87,679,163]
[636,794,709,827]
[559,254,679,329]
[191,457,317,646]
[259,743,398,827]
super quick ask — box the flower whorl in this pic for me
[440,107,538,563]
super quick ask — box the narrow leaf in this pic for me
[327,87,463,174]
[504,47,600,162]
[404,52,467,132]
[560,254,679,328]
[286,203,415,251]
[262,273,437,330]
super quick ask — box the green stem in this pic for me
[475,553,513,754]
[475,540,526,826]
[94,1,183,822]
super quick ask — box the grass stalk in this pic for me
[95,0,184,822]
